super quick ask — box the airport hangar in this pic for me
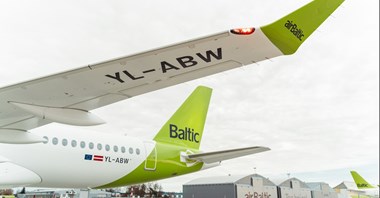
[183,173,339,198]
[8,174,371,198]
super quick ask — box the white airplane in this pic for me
[0,85,270,189]
[0,0,344,190]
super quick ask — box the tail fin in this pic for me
[261,0,344,55]
[350,171,375,189]
[153,86,212,150]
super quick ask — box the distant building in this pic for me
[183,173,341,198]
[16,189,111,198]
[183,173,278,198]
[277,178,312,198]
[307,182,338,198]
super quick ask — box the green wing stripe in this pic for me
[261,0,344,55]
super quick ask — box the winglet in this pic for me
[350,171,376,189]
[261,0,345,55]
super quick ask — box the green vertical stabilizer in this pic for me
[153,86,212,150]
[350,171,376,189]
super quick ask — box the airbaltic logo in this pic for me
[245,192,271,198]
[357,183,369,188]
[284,20,304,41]
[169,124,200,143]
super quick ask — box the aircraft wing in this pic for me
[186,146,270,164]
[0,0,344,143]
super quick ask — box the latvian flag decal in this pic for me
[93,155,104,161]
[84,154,103,162]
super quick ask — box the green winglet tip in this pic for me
[261,0,345,55]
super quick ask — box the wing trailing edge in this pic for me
[186,146,270,164]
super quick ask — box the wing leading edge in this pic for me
[0,0,344,140]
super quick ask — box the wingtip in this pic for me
[261,0,345,55]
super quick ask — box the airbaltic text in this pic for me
[169,124,200,143]
[357,183,370,188]
[284,20,304,41]
[245,192,272,198]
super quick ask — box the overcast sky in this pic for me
[0,0,378,192]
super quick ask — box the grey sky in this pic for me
[0,0,378,192]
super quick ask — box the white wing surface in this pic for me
[0,0,344,143]
[0,29,280,133]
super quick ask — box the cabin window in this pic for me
[121,146,126,153]
[129,147,133,154]
[62,138,68,146]
[52,137,59,145]
[89,142,94,150]
[113,145,118,152]
[105,144,110,151]
[97,143,102,150]
[43,136,49,144]
[71,140,77,147]
[80,141,86,149]
[136,148,140,155]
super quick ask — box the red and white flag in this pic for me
[93,155,104,161]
